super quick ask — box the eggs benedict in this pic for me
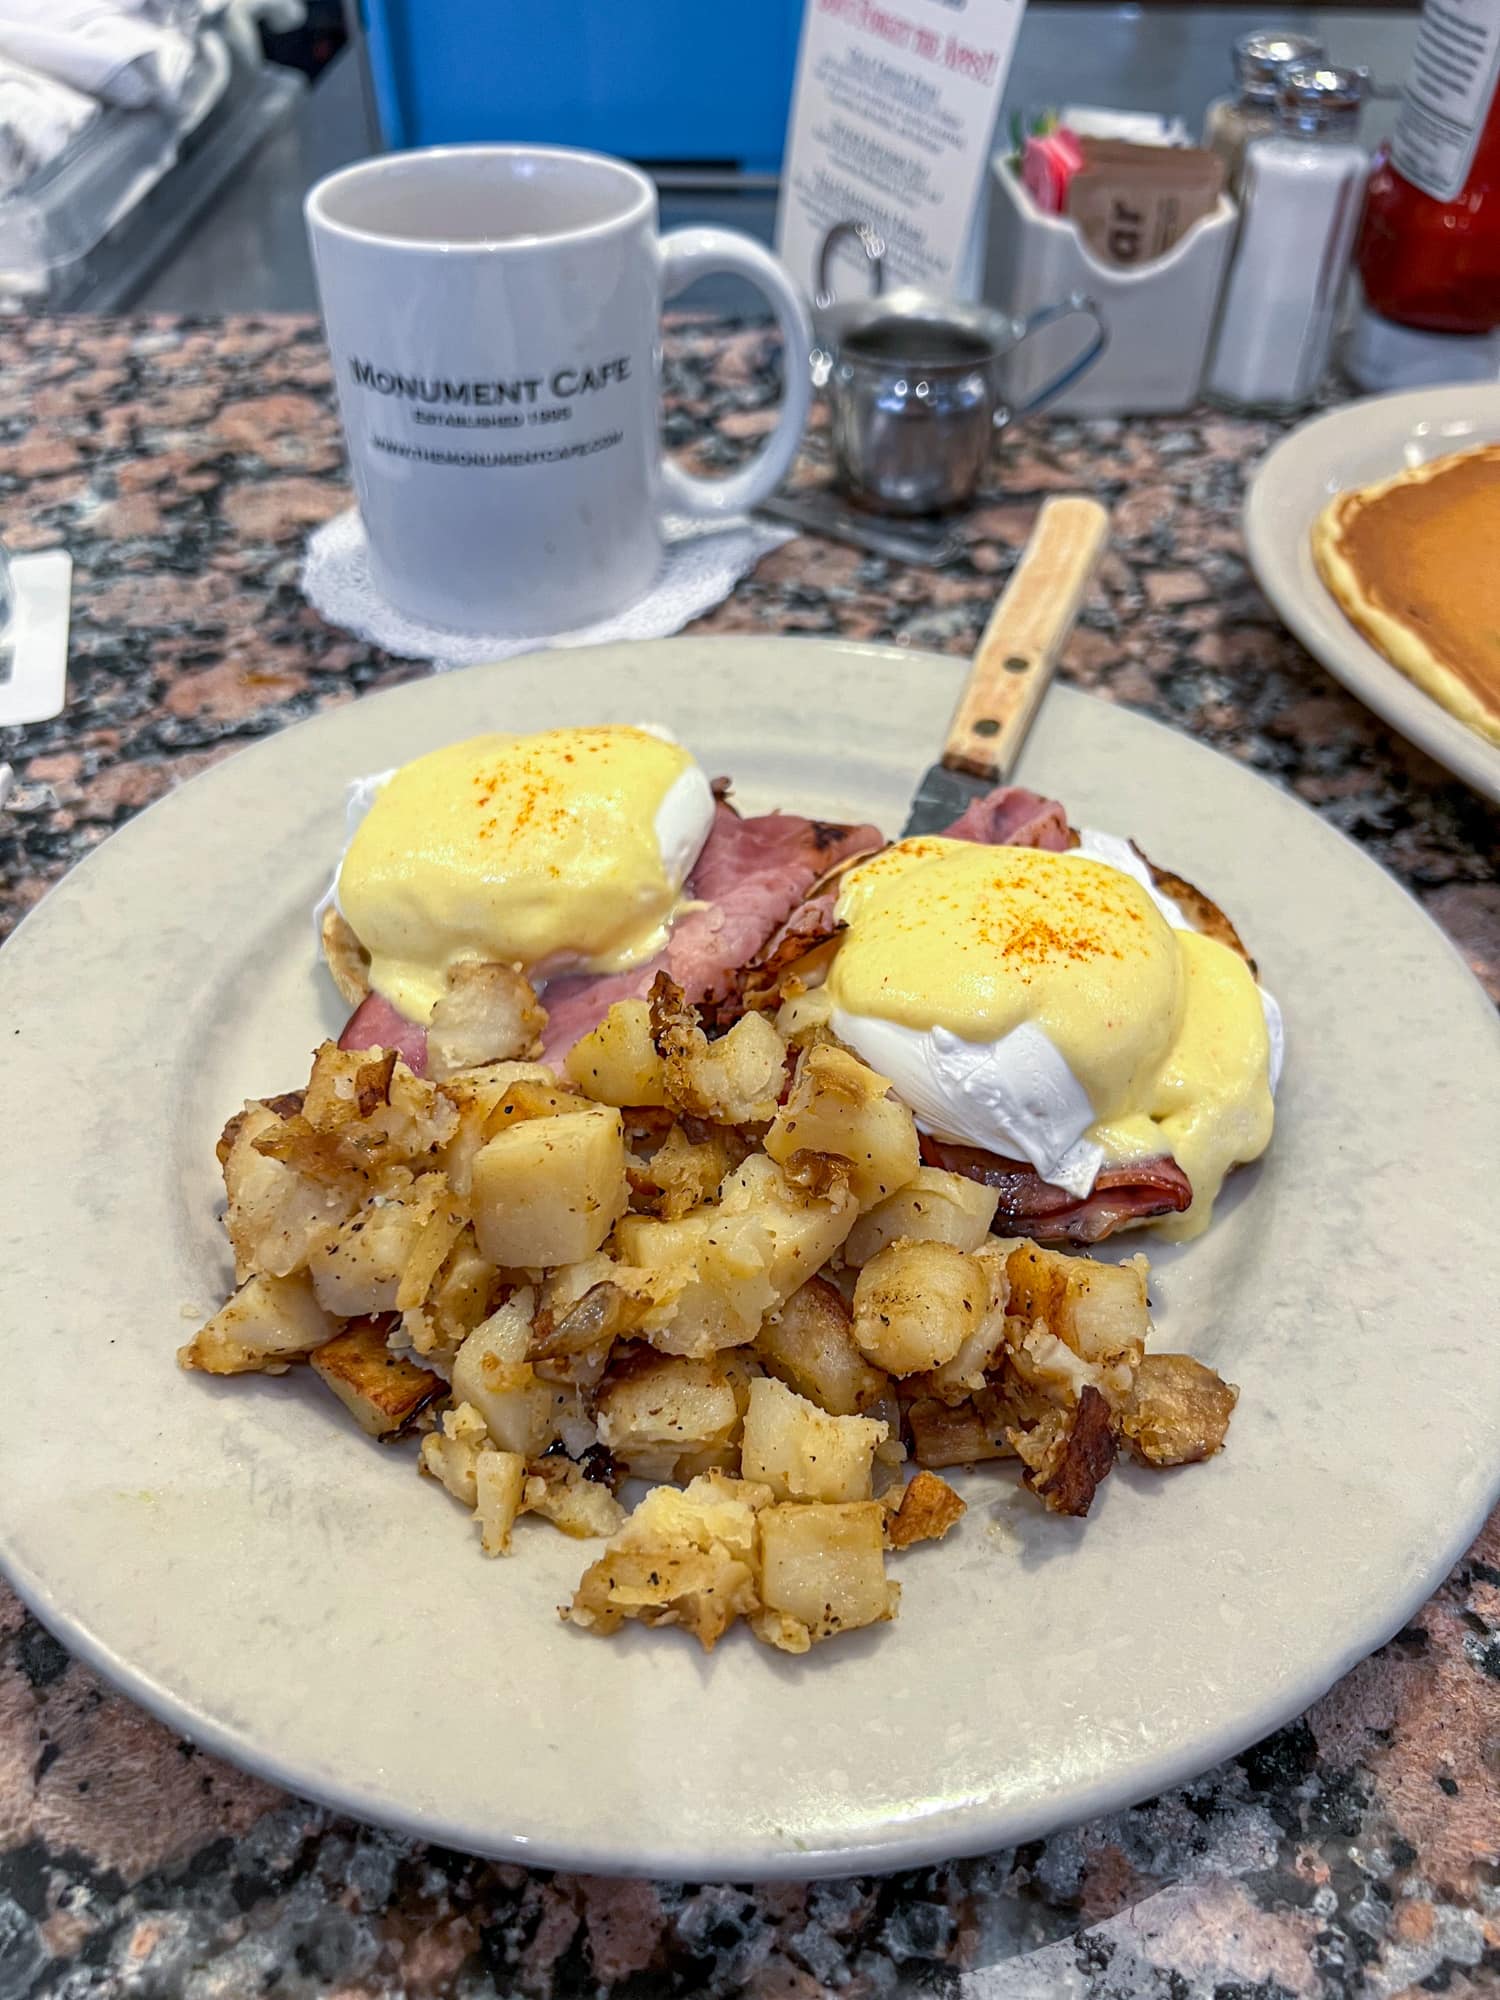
[321,725,886,1076]
[798,829,1278,1242]
[326,725,716,1024]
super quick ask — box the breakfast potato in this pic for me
[567,1471,771,1649]
[309,1319,443,1438]
[222,1102,356,1281]
[1120,1354,1238,1466]
[450,1289,567,1457]
[904,1394,1016,1468]
[179,1271,336,1375]
[470,1106,628,1268]
[1008,1386,1117,1517]
[716,1154,857,1305]
[614,1207,778,1356]
[426,961,546,1080]
[764,1044,920,1212]
[594,1349,742,1480]
[308,1184,439,1317]
[629,1122,738,1222]
[916,1258,1010,1404]
[420,1401,490,1507]
[565,997,670,1107]
[300,1042,458,1165]
[519,1457,624,1539]
[844,1167,999,1267]
[649,976,788,1124]
[1004,1241,1148,1365]
[753,1500,899,1649]
[885,1469,966,1550]
[754,1275,892,1417]
[851,1238,990,1376]
[438,1062,558,1195]
[475,1447,527,1555]
[739,1376,887,1503]
[400,1225,498,1361]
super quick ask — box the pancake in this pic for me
[1311,443,1500,748]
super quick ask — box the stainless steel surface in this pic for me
[1276,60,1368,134]
[815,266,1106,516]
[757,491,965,565]
[1235,31,1327,103]
[900,761,989,838]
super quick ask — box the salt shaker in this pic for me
[1204,64,1368,414]
[1203,31,1326,193]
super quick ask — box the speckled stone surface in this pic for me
[0,316,1495,1999]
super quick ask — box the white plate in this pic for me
[1244,384,1500,806]
[0,638,1497,1882]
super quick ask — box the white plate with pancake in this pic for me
[0,637,1497,1880]
[1245,383,1500,805]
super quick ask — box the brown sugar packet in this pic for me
[1066,140,1225,267]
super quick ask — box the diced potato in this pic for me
[631,1123,736,1221]
[567,1471,772,1650]
[310,1318,443,1437]
[904,1395,1016,1468]
[595,1350,742,1480]
[475,1448,527,1554]
[755,1276,892,1417]
[564,997,670,1108]
[308,1187,436,1317]
[917,1259,1009,1404]
[420,1401,490,1507]
[470,1107,628,1268]
[754,1501,899,1646]
[1004,1242,1148,1365]
[1007,1386,1117,1517]
[426,962,545,1080]
[739,1376,887,1503]
[222,1101,358,1280]
[885,1469,966,1549]
[851,1238,990,1376]
[179,1272,335,1375]
[649,977,788,1124]
[401,1226,497,1360]
[450,1290,559,1457]
[438,1062,557,1196]
[301,1042,458,1162]
[1120,1354,1237,1466]
[764,1044,919,1212]
[614,1208,778,1357]
[520,1460,624,1539]
[717,1154,857,1305]
[844,1168,999,1267]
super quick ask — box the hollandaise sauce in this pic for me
[337,726,710,1021]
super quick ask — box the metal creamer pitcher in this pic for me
[812,222,1107,515]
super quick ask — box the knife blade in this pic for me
[902,496,1109,837]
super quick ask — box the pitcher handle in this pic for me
[815,221,886,310]
[1005,293,1109,420]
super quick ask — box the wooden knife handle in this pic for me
[943,496,1110,781]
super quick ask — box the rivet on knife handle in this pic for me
[943,496,1110,782]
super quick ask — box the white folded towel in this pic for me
[0,0,195,110]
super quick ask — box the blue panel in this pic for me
[360,0,805,171]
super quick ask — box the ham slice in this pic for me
[919,1136,1193,1245]
[338,992,431,1076]
[939,784,1072,849]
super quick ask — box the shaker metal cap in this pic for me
[1234,30,1325,103]
[1276,60,1367,132]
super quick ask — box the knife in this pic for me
[902,496,1110,837]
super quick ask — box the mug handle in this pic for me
[658,228,812,519]
[1004,293,1109,421]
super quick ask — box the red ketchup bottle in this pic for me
[1350,0,1500,384]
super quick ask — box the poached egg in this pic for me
[819,833,1280,1239]
[329,725,716,1022]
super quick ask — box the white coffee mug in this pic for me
[305,145,812,636]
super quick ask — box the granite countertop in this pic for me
[0,316,1495,2000]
